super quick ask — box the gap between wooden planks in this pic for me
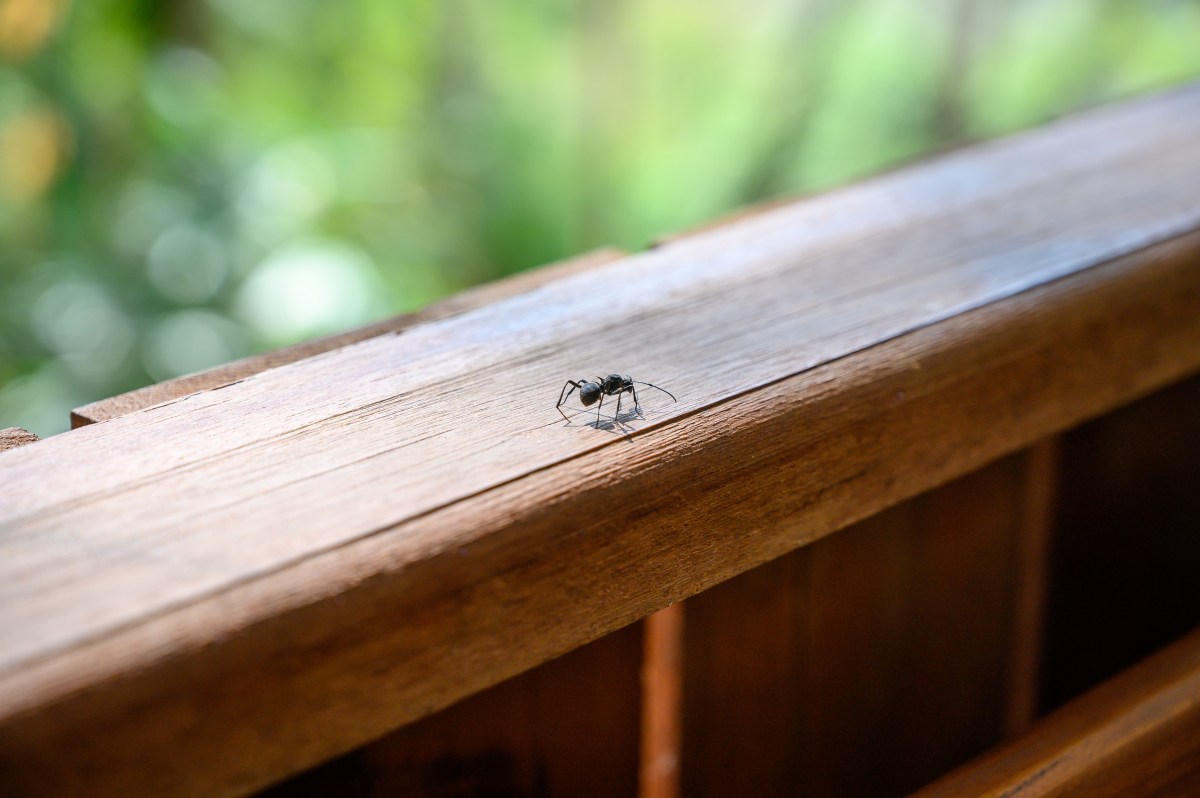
[914,625,1200,797]
[2,84,1200,796]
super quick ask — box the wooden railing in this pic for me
[2,83,1200,797]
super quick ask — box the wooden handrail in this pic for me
[2,84,1200,796]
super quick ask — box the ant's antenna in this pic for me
[633,381,677,402]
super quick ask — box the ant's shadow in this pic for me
[558,406,646,434]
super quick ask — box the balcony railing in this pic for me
[2,82,1200,797]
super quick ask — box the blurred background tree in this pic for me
[2,0,1198,437]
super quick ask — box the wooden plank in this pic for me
[914,626,1200,797]
[679,453,1031,797]
[1,87,1200,796]
[0,428,37,452]
[262,623,642,797]
[69,247,628,427]
[678,532,810,796]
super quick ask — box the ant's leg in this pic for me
[614,389,623,420]
[629,384,640,416]
[595,392,604,424]
[557,380,581,421]
[558,380,583,406]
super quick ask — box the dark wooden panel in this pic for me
[680,453,1044,797]
[1042,373,1200,710]
[679,540,811,796]
[263,623,642,798]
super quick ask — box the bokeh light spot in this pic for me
[143,310,245,382]
[0,104,68,202]
[0,0,67,62]
[147,222,229,305]
[235,238,388,346]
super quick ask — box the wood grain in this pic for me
[913,626,1200,797]
[69,247,627,427]
[679,453,1032,797]
[2,86,1200,796]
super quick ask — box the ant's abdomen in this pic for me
[579,383,602,406]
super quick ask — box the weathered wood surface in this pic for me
[914,626,1200,797]
[3,85,1200,796]
[70,247,627,427]
[0,428,37,452]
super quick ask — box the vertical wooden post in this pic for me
[640,604,684,798]
[1005,437,1060,736]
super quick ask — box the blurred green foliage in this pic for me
[2,0,1199,437]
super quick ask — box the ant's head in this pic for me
[602,374,629,392]
[579,381,602,406]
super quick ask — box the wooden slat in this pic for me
[2,86,1200,796]
[263,623,643,797]
[69,247,627,427]
[914,626,1200,797]
[677,531,809,796]
[679,452,1033,797]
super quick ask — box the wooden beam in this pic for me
[69,247,628,427]
[2,85,1200,796]
[914,626,1200,796]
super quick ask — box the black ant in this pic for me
[556,374,677,423]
